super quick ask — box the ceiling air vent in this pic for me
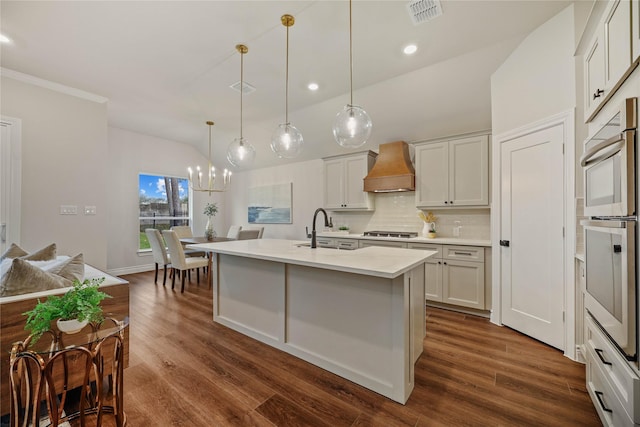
[407,0,443,25]
[229,81,256,94]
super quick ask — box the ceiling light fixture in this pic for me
[227,44,256,168]
[271,14,304,159]
[332,0,372,149]
[188,121,231,194]
[308,83,319,91]
[403,44,417,55]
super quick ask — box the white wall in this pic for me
[107,126,215,273]
[226,159,324,240]
[491,5,577,135]
[1,76,109,269]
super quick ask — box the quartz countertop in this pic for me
[188,238,436,279]
[317,232,491,247]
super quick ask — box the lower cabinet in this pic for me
[585,314,639,426]
[408,243,485,310]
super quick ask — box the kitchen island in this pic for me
[188,239,435,404]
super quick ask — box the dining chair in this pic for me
[145,228,171,286]
[162,230,209,293]
[226,225,242,239]
[171,225,205,258]
[237,229,261,240]
[245,226,264,238]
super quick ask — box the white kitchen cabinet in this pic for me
[323,151,376,210]
[415,135,489,208]
[408,242,485,310]
[584,0,634,122]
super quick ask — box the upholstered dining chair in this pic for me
[245,226,264,238]
[162,230,209,293]
[226,225,242,239]
[145,228,171,286]
[170,225,205,258]
[237,229,261,240]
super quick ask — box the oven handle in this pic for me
[580,219,629,229]
[579,133,624,167]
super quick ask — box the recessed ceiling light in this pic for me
[403,44,417,55]
[308,82,319,91]
[0,34,11,44]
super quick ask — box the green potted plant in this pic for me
[23,277,111,343]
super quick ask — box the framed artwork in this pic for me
[248,183,292,224]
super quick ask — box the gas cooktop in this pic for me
[363,231,418,238]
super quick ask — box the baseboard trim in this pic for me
[426,301,491,318]
[107,264,155,277]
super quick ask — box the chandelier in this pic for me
[188,121,231,194]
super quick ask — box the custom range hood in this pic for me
[363,141,415,192]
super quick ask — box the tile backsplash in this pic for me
[330,193,491,239]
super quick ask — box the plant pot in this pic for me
[427,232,437,239]
[56,318,88,334]
[205,217,215,241]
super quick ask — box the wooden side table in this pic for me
[8,317,129,427]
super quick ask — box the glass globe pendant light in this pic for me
[271,14,303,159]
[332,0,372,148]
[227,44,256,168]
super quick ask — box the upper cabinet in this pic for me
[415,135,489,208]
[584,0,634,122]
[323,151,377,210]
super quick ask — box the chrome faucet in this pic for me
[311,208,332,248]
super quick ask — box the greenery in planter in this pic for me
[23,277,111,343]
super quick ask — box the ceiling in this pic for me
[1,0,573,170]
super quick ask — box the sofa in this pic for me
[0,243,130,417]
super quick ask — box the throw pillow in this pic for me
[0,243,28,261]
[0,243,57,262]
[48,253,84,282]
[0,258,71,297]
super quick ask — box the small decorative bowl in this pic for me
[427,232,437,239]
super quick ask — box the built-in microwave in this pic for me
[581,98,637,218]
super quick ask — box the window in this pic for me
[138,174,190,250]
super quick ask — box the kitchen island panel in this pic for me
[216,254,285,343]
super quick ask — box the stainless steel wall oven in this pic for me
[581,97,638,368]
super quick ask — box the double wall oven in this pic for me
[581,97,638,368]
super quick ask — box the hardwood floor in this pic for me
[120,271,600,426]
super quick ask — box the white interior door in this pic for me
[500,123,565,350]
[0,118,22,253]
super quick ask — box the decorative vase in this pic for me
[57,318,88,334]
[205,216,215,241]
[422,222,430,237]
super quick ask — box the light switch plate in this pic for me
[84,206,97,215]
[60,205,77,215]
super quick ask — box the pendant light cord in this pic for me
[349,0,353,107]
[240,50,244,140]
[285,23,290,125]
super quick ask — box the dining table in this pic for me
[179,236,234,287]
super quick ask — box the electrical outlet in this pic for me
[84,206,97,215]
[60,205,77,215]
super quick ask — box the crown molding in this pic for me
[1,67,108,104]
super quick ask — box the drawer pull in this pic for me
[595,348,612,366]
[453,251,473,256]
[594,390,613,413]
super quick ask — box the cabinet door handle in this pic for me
[450,201,453,204]
[594,348,612,366]
[453,251,473,256]
[594,391,613,413]
[499,240,510,247]
[443,262,447,265]
[444,201,448,204]
[593,89,604,99]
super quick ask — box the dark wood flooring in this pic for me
[119,271,601,427]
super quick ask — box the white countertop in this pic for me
[188,238,436,279]
[317,232,491,247]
